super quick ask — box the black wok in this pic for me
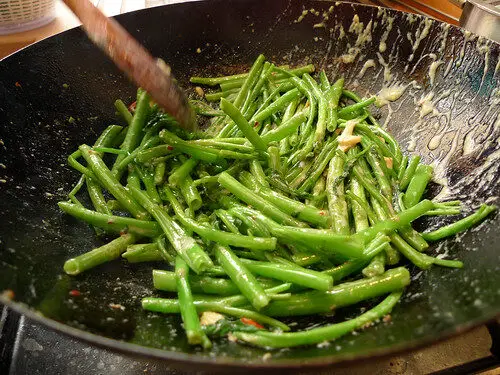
[0,0,499,371]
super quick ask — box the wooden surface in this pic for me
[0,0,152,59]
[0,0,463,60]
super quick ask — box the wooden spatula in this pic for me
[63,0,196,131]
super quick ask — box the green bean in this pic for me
[251,89,302,125]
[155,235,175,263]
[59,58,497,350]
[353,123,397,165]
[91,147,128,155]
[362,253,386,278]
[134,165,162,205]
[239,172,330,228]
[326,154,350,235]
[64,234,137,275]
[219,80,245,91]
[58,201,160,237]
[292,140,333,191]
[291,252,322,267]
[309,176,327,208]
[67,151,98,181]
[68,175,85,205]
[168,158,198,187]
[260,112,307,145]
[79,145,150,220]
[240,258,333,291]
[288,159,313,188]
[319,71,330,91]
[214,210,241,234]
[162,186,277,251]
[350,178,369,232]
[191,74,251,86]
[179,175,202,211]
[195,137,248,145]
[423,204,497,241]
[204,88,239,102]
[322,259,366,281]
[122,242,164,263]
[193,162,245,186]
[142,297,289,331]
[112,90,150,179]
[365,183,428,253]
[342,89,361,102]
[134,144,176,163]
[221,200,363,258]
[261,267,409,317]
[153,269,280,296]
[390,233,462,269]
[190,100,225,116]
[228,206,271,238]
[86,177,111,215]
[325,78,344,132]
[346,190,378,225]
[215,245,270,310]
[268,224,364,259]
[154,161,167,185]
[370,126,404,168]
[241,62,274,114]
[250,82,294,121]
[355,200,434,244]
[352,162,393,217]
[83,128,124,216]
[233,54,266,109]
[114,99,133,125]
[127,168,141,190]
[249,159,269,187]
[220,98,266,151]
[302,73,328,145]
[94,124,125,151]
[159,130,219,162]
[398,155,409,182]
[234,291,402,348]
[425,208,462,216]
[190,64,314,86]
[338,97,376,120]
[218,172,307,228]
[282,98,300,124]
[189,140,254,153]
[286,104,317,164]
[364,146,393,198]
[403,164,433,208]
[175,256,212,348]
[399,156,421,191]
[128,186,213,273]
[298,140,337,193]
[113,136,161,175]
[369,198,458,268]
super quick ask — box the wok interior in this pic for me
[0,0,499,365]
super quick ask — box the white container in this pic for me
[0,0,56,35]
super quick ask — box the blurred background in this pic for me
[0,0,462,60]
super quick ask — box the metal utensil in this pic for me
[449,0,500,42]
[62,0,196,130]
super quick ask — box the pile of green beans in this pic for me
[60,55,496,350]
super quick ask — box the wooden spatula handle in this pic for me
[62,0,195,130]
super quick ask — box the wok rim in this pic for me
[1,0,499,369]
[1,296,498,369]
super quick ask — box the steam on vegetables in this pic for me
[59,54,496,349]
